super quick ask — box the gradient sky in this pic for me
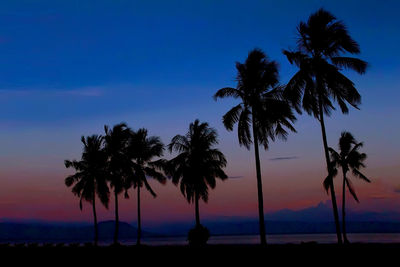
[0,0,399,225]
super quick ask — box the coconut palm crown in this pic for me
[167,119,228,227]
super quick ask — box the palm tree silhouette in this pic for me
[125,128,167,246]
[104,123,131,245]
[214,49,296,245]
[327,131,370,243]
[167,119,227,230]
[283,8,367,244]
[64,135,109,246]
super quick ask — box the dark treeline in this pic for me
[64,8,370,247]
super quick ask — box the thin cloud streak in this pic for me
[269,156,298,161]
[0,87,104,97]
[394,185,400,193]
[369,195,390,200]
[228,175,244,179]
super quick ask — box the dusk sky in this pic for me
[0,0,399,225]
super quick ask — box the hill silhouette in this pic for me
[0,221,158,243]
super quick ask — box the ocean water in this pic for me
[116,233,400,246]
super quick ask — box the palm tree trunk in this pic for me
[342,170,349,244]
[195,192,201,227]
[92,193,99,246]
[114,190,119,245]
[318,99,343,244]
[251,116,267,246]
[136,185,142,246]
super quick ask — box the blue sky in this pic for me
[1,0,399,124]
[0,0,399,222]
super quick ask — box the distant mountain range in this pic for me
[1,202,400,242]
[266,201,400,222]
[149,201,400,236]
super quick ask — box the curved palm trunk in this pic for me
[114,190,119,245]
[136,185,142,246]
[251,116,267,246]
[195,192,201,227]
[342,170,349,244]
[92,193,99,246]
[318,99,343,244]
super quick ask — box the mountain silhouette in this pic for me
[267,201,333,222]
[148,202,400,236]
[266,201,400,222]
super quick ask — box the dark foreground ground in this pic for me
[1,243,398,265]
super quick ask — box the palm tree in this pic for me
[104,123,131,245]
[64,135,109,246]
[283,8,368,243]
[167,119,228,230]
[328,131,370,243]
[125,128,167,246]
[214,49,296,245]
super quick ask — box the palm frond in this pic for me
[345,178,359,202]
[143,179,157,198]
[214,87,242,100]
[331,57,367,74]
[352,169,371,183]
[323,175,331,193]
[168,135,189,153]
[222,104,243,131]
[237,107,252,149]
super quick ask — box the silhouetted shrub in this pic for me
[188,225,210,246]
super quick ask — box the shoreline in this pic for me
[2,232,400,244]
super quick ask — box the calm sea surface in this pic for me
[115,233,400,246]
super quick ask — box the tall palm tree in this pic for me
[214,49,296,245]
[167,120,228,229]
[328,131,370,243]
[64,135,109,246]
[104,123,131,245]
[283,8,368,243]
[125,128,167,246]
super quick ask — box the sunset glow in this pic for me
[0,0,399,228]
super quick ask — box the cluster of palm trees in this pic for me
[65,120,227,246]
[65,8,371,246]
